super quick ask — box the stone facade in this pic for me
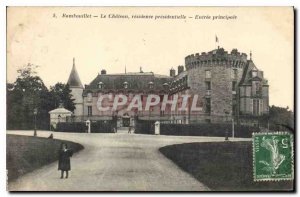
[67,47,269,126]
[184,48,248,123]
[71,87,84,116]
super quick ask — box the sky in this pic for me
[7,7,294,109]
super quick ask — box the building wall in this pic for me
[49,113,72,129]
[70,87,84,116]
[239,85,269,116]
[72,48,269,125]
[185,50,247,123]
[83,92,170,120]
[262,86,269,113]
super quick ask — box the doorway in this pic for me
[122,117,130,127]
[122,113,130,127]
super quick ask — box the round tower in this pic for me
[185,48,248,123]
[67,58,84,116]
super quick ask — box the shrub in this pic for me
[56,122,86,133]
[56,121,117,133]
[160,123,260,138]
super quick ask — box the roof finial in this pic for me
[125,66,127,74]
[250,51,252,60]
[73,57,75,66]
[140,66,143,73]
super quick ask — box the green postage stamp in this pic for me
[253,132,294,181]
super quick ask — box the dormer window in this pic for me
[252,69,258,78]
[98,81,104,89]
[87,93,92,102]
[163,82,169,88]
[148,81,154,89]
[123,81,128,89]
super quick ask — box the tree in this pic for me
[7,63,76,130]
[264,105,294,132]
[7,63,50,129]
[49,83,75,112]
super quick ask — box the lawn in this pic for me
[6,134,84,181]
[159,141,294,191]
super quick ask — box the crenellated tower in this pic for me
[183,47,269,124]
[185,48,249,123]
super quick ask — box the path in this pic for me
[7,130,250,191]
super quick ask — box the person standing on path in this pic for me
[58,143,73,179]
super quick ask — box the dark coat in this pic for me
[58,149,73,171]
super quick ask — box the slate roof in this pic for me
[83,72,172,95]
[239,60,268,86]
[169,71,189,94]
[67,58,83,88]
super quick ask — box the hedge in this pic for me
[56,120,117,133]
[56,122,86,133]
[160,123,260,138]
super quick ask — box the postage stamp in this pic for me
[253,132,294,182]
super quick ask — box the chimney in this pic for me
[59,102,64,108]
[170,68,176,77]
[101,69,107,75]
[178,65,184,74]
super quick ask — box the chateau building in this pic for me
[67,47,269,127]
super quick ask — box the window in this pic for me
[232,69,238,79]
[88,106,92,116]
[232,103,236,115]
[163,83,169,89]
[255,82,262,95]
[205,70,211,79]
[253,99,259,115]
[184,76,188,86]
[205,81,211,90]
[87,93,92,102]
[98,82,104,89]
[232,81,237,91]
[148,81,154,89]
[205,119,211,123]
[123,82,128,89]
[205,98,211,113]
[252,70,258,77]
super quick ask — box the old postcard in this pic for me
[6,6,294,191]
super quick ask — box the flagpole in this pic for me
[215,35,219,49]
[215,35,217,49]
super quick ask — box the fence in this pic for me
[134,119,155,134]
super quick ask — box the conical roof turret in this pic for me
[67,58,83,88]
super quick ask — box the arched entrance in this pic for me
[122,113,130,127]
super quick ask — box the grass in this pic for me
[6,134,84,182]
[159,141,294,191]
